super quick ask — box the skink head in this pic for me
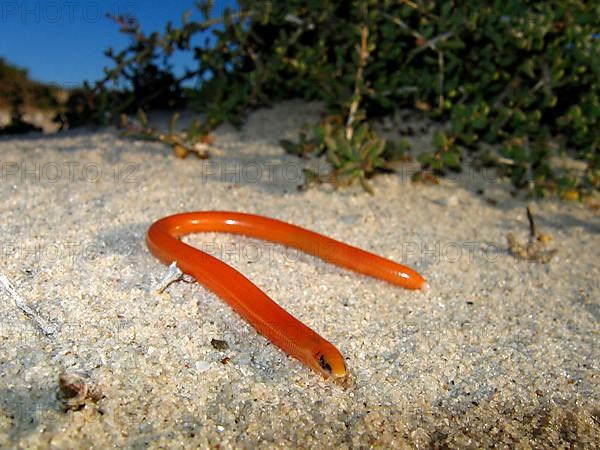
[312,346,347,379]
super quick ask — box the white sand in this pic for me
[0,101,598,448]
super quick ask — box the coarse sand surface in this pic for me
[0,102,598,448]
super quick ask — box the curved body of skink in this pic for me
[147,211,427,378]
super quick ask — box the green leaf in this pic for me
[168,112,179,134]
[280,139,302,155]
[137,109,148,127]
[433,131,448,150]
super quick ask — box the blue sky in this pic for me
[0,0,238,86]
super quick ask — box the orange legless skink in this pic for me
[146,211,427,379]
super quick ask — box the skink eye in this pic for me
[314,349,347,379]
[319,354,332,374]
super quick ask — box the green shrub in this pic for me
[0,58,61,111]
[77,1,600,196]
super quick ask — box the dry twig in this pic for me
[346,25,370,141]
[0,272,57,337]
[507,206,557,263]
